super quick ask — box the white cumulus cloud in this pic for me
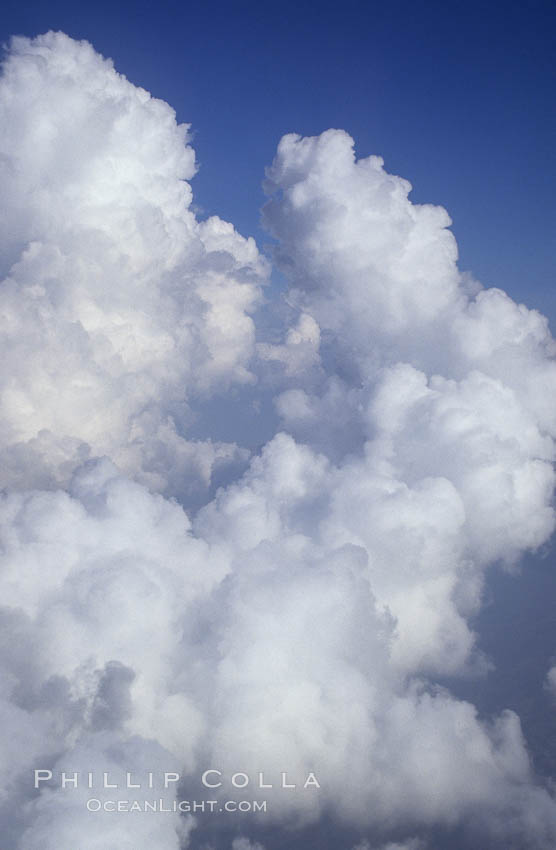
[0,31,555,850]
[0,31,267,499]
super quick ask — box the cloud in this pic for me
[231,840,266,850]
[0,31,267,500]
[0,31,555,850]
[353,841,426,850]
[546,664,556,701]
[262,129,461,352]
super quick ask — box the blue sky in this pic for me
[3,0,555,322]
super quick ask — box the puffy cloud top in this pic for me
[0,31,267,497]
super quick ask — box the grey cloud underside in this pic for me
[0,31,555,850]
